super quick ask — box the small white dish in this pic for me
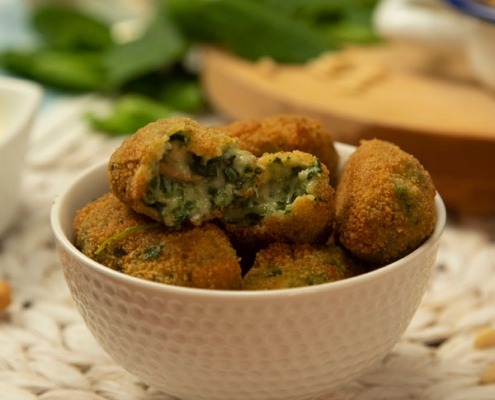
[0,76,42,236]
[374,0,495,90]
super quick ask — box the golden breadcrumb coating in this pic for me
[219,114,339,186]
[73,193,242,290]
[335,139,436,265]
[76,116,437,291]
[109,116,248,226]
[108,117,335,247]
[242,241,364,290]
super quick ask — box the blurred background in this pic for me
[1,0,495,215]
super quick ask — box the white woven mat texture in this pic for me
[1,98,495,400]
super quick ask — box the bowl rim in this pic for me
[444,0,495,23]
[50,144,447,300]
[0,76,43,147]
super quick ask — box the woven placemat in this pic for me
[1,101,495,400]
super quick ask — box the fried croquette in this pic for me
[109,117,335,245]
[109,117,260,228]
[335,139,437,265]
[242,242,365,290]
[224,151,335,247]
[73,193,242,290]
[218,114,340,186]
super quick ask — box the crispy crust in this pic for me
[73,193,242,290]
[335,139,436,265]
[75,117,438,290]
[242,241,364,290]
[108,117,237,222]
[218,114,339,185]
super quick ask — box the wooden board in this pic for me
[201,46,495,215]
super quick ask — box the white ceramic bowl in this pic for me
[0,77,42,236]
[51,143,446,400]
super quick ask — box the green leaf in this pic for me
[165,0,331,63]
[324,21,380,45]
[159,79,205,113]
[87,93,174,135]
[95,223,160,255]
[250,0,381,47]
[0,49,107,91]
[32,5,113,51]
[104,12,187,87]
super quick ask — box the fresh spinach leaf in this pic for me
[32,5,113,51]
[164,0,331,63]
[104,11,187,87]
[1,49,107,91]
[86,93,174,135]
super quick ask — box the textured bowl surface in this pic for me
[51,143,446,400]
[0,77,42,236]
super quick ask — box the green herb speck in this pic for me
[141,243,164,260]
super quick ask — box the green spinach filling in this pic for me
[143,134,323,227]
[143,133,259,226]
[224,158,323,225]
